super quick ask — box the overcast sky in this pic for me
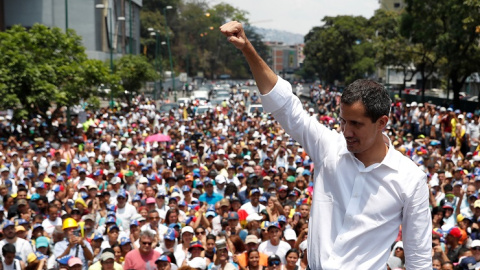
[215,0,379,35]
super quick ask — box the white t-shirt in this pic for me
[42,217,63,235]
[240,202,266,216]
[116,203,138,232]
[0,238,34,263]
[258,240,291,265]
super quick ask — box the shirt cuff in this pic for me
[260,76,292,113]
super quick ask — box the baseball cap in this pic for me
[117,189,127,198]
[448,227,462,238]
[110,177,121,185]
[156,255,171,263]
[246,213,263,222]
[286,176,296,183]
[228,212,239,220]
[17,199,28,206]
[56,255,73,265]
[187,257,206,269]
[181,226,194,235]
[249,188,260,196]
[245,235,260,244]
[36,236,49,248]
[68,257,82,267]
[93,233,104,241]
[219,198,230,208]
[146,197,156,204]
[188,240,204,251]
[471,239,480,248]
[267,221,281,230]
[443,202,454,209]
[216,239,227,250]
[164,228,176,241]
[284,229,297,241]
[119,237,131,246]
[100,252,115,262]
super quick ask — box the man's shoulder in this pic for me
[124,248,139,259]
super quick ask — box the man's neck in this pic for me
[5,236,16,244]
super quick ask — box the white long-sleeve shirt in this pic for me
[261,77,432,270]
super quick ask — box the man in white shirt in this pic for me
[0,220,33,263]
[240,188,266,215]
[42,204,63,236]
[258,222,291,265]
[115,189,138,232]
[220,21,431,269]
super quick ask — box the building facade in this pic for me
[0,0,142,61]
[265,41,304,80]
[379,0,406,12]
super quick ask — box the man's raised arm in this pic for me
[220,21,278,95]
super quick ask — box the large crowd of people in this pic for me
[0,77,477,270]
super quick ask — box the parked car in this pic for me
[158,103,179,117]
[195,105,212,116]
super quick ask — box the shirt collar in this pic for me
[339,133,399,172]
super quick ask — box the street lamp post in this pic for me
[65,0,71,129]
[149,29,163,100]
[96,3,114,109]
[163,6,175,102]
[129,0,133,54]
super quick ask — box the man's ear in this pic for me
[377,115,389,131]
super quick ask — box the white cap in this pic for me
[217,149,225,155]
[215,175,226,184]
[110,177,121,185]
[471,239,480,248]
[139,177,148,184]
[181,226,194,235]
[188,257,206,269]
[299,240,307,251]
[284,229,297,241]
[246,212,263,222]
[429,179,439,188]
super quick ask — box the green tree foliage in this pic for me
[113,54,158,102]
[303,16,375,85]
[140,1,267,79]
[402,0,480,107]
[0,24,112,120]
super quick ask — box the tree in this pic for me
[402,0,480,107]
[0,24,112,121]
[371,10,417,97]
[113,54,158,104]
[139,0,267,79]
[303,16,376,85]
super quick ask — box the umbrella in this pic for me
[145,134,171,143]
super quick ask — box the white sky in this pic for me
[215,0,379,35]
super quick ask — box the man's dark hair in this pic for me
[341,79,391,122]
[2,243,15,255]
[38,196,48,204]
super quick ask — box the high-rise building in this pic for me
[265,41,304,80]
[0,0,142,61]
[378,0,405,12]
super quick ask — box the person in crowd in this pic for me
[123,230,161,270]
[53,218,93,270]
